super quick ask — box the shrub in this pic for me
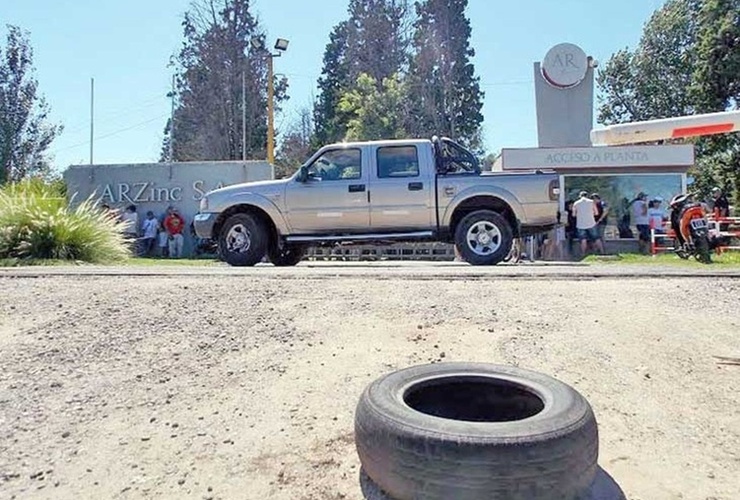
[0,179,130,264]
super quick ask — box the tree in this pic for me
[595,0,740,199]
[406,0,484,147]
[0,25,62,184]
[313,1,411,146]
[275,107,313,178]
[339,73,408,141]
[164,0,287,162]
[596,0,702,125]
[312,22,352,146]
[345,0,411,85]
[691,0,740,198]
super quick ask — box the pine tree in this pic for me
[312,22,351,146]
[406,0,483,147]
[313,1,411,146]
[345,0,411,85]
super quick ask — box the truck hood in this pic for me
[208,177,291,199]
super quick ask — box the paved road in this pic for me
[1,260,739,279]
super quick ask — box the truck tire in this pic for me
[454,210,513,265]
[267,244,305,267]
[355,363,599,500]
[218,213,267,267]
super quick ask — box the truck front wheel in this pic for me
[218,213,268,267]
[454,210,513,266]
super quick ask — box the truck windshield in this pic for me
[436,138,480,175]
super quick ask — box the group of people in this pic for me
[561,186,733,257]
[117,205,187,258]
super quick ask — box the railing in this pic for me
[304,242,457,261]
[650,215,740,255]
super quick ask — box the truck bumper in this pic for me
[193,213,218,239]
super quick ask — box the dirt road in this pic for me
[1,267,739,499]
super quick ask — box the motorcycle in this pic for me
[668,192,716,263]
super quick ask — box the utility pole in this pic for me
[89,77,94,165]
[169,74,175,162]
[267,55,275,165]
[242,70,247,161]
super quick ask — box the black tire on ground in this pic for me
[695,235,712,264]
[267,244,305,267]
[454,210,513,266]
[355,363,599,500]
[218,213,268,267]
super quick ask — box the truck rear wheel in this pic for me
[454,210,513,266]
[218,213,267,267]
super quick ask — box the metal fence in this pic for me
[304,242,457,261]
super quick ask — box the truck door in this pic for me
[368,144,434,231]
[283,147,370,234]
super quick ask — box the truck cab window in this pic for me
[307,149,362,181]
[377,146,420,178]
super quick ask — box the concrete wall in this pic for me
[534,61,595,148]
[63,161,273,256]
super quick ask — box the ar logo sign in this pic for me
[541,43,589,89]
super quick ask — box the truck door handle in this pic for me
[408,182,423,191]
[348,184,366,193]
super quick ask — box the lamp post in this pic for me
[250,36,289,166]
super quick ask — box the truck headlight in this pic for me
[199,197,209,211]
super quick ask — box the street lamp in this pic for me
[250,36,289,166]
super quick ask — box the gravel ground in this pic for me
[0,271,739,500]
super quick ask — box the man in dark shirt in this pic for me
[592,193,609,244]
[711,187,730,218]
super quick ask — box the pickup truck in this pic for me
[193,136,559,266]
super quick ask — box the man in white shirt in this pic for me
[572,191,603,255]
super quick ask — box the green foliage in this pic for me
[313,0,483,147]
[313,22,352,146]
[339,73,408,141]
[407,0,484,147]
[0,25,63,184]
[596,0,740,202]
[0,179,130,264]
[597,0,701,124]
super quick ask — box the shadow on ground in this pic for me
[359,466,626,500]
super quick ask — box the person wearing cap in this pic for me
[572,190,604,256]
[632,192,650,253]
[648,196,666,234]
[164,206,186,258]
[711,187,730,218]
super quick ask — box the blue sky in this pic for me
[4,0,666,170]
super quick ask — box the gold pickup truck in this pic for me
[193,137,559,266]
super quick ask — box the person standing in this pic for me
[572,191,603,256]
[120,205,139,253]
[632,192,650,254]
[141,211,160,257]
[711,187,730,218]
[592,193,609,249]
[164,206,186,258]
[648,197,666,234]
